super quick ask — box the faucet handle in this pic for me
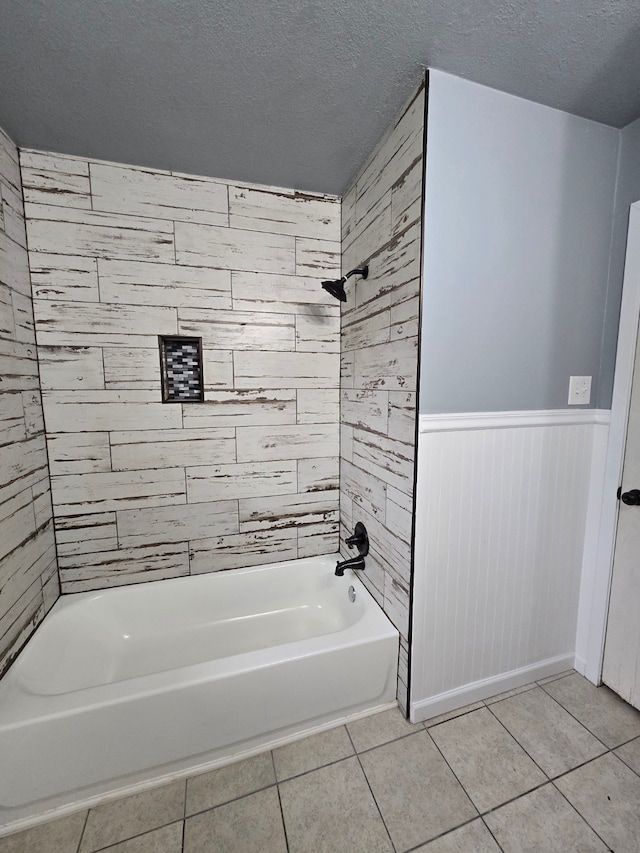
[344,522,369,556]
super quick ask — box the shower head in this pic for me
[321,266,369,302]
[321,278,348,302]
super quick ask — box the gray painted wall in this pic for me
[420,71,620,414]
[599,116,640,408]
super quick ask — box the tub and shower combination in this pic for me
[0,553,398,832]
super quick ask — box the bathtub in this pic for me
[0,554,398,831]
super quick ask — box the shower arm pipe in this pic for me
[344,266,369,281]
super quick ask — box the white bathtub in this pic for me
[0,554,398,831]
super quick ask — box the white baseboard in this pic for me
[409,654,575,723]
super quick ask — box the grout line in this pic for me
[550,778,613,851]
[538,679,611,750]
[423,726,481,818]
[88,819,185,853]
[345,727,398,853]
[479,815,506,852]
[402,815,495,853]
[477,778,550,819]
[484,699,551,781]
[184,781,278,820]
[75,809,90,853]
[272,751,290,853]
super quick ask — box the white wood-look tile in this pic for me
[189,529,298,574]
[295,237,341,278]
[342,293,391,352]
[42,390,183,432]
[341,388,389,434]
[1,180,27,247]
[352,430,414,492]
[297,388,340,424]
[22,154,92,208]
[183,389,296,427]
[357,222,421,307]
[0,390,26,444]
[236,423,338,462]
[51,468,186,515]
[21,389,44,436]
[90,163,229,224]
[229,185,339,239]
[111,428,236,471]
[175,221,295,274]
[186,461,297,502]
[0,230,31,297]
[38,345,105,390]
[202,350,235,390]
[47,432,112,475]
[29,253,100,302]
[25,205,176,262]
[55,512,118,556]
[11,290,35,343]
[239,490,339,532]
[298,457,339,493]
[231,271,340,312]
[354,336,418,392]
[117,500,239,547]
[58,542,190,592]
[298,528,339,558]
[102,347,160,389]
[295,312,340,352]
[98,258,232,310]
[178,308,295,351]
[387,391,417,443]
[33,300,177,347]
[234,350,338,389]
[341,458,387,521]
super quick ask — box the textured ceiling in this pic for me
[1,0,640,195]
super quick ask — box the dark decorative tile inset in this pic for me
[159,336,204,403]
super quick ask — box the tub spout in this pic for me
[335,555,366,576]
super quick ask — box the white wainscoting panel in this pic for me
[410,409,609,722]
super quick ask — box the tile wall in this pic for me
[21,152,341,592]
[0,126,58,675]
[339,79,426,711]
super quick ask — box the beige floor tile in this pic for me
[412,819,501,852]
[185,751,275,815]
[542,672,640,748]
[556,753,640,852]
[484,683,536,705]
[272,725,354,780]
[614,736,640,775]
[489,686,607,777]
[347,706,420,752]
[536,669,576,686]
[279,756,393,853]
[423,701,485,727]
[99,822,183,852]
[0,811,87,853]
[359,729,476,851]
[485,783,608,852]
[429,707,546,812]
[184,786,286,853]
[79,781,184,852]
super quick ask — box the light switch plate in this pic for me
[568,375,592,405]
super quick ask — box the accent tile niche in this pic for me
[22,152,341,592]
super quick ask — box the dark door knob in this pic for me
[620,489,640,506]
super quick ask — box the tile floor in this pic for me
[3,670,640,852]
